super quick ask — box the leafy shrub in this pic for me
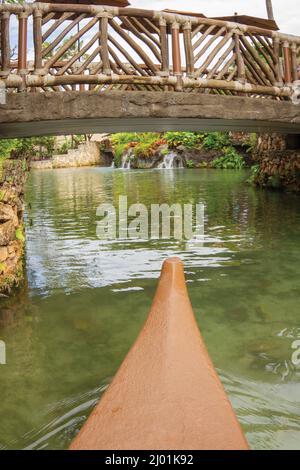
[113,143,127,167]
[186,159,195,169]
[111,132,159,146]
[133,137,165,159]
[57,140,72,155]
[111,133,165,161]
[212,147,245,169]
[245,133,257,153]
[247,164,260,183]
[15,227,25,242]
[165,132,203,149]
[202,132,230,150]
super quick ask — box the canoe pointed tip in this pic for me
[159,257,187,293]
[163,256,183,266]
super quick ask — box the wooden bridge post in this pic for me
[18,11,28,90]
[33,8,43,74]
[0,11,10,77]
[159,17,169,76]
[183,22,194,77]
[171,22,182,91]
[273,37,283,85]
[234,32,246,83]
[291,43,298,83]
[283,41,292,84]
[100,13,111,75]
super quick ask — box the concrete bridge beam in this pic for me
[1,91,300,138]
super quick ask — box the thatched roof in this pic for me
[212,15,279,31]
[35,0,130,6]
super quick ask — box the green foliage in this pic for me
[15,227,25,242]
[113,143,127,167]
[165,132,203,149]
[245,133,258,153]
[112,133,162,164]
[0,139,18,160]
[202,132,230,150]
[111,133,159,146]
[57,139,72,155]
[11,136,55,159]
[247,164,260,184]
[186,159,195,169]
[133,135,160,159]
[99,143,106,154]
[212,147,245,169]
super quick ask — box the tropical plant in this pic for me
[247,164,260,184]
[165,132,203,149]
[212,147,245,169]
[186,159,195,169]
[202,132,230,150]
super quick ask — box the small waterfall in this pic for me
[158,152,184,169]
[121,153,131,169]
[110,161,115,168]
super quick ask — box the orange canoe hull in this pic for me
[70,257,248,450]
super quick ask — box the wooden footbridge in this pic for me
[0,3,300,137]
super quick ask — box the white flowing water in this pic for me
[121,155,131,169]
[158,152,184,169]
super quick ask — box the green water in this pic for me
[0,167,300,450]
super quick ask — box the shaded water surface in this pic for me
[0,167,300,449]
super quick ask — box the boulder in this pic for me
[0,220,15,245]
[0,246,8,263]
[0,202,18,226]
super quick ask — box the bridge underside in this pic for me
[1,91,300,138]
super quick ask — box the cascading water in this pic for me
[110,161,115,168]
[158,152,184,169]
[121,157,131,169]
[121,151,132,169]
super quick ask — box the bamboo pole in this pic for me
[109,18,157,75]
[121,16,161,62]
[290,43,298,83]
[18,12,28,81]
[159,18,169,75]
[100,15,111,75]
[234,33,246,83]
[273,37,283,84]
[171,22,182,91]
[33,8,43,73]
[42,14,86,59]
[183,22,194,76]
[0,11,10,75]
[283,41,292,84]
[4,72,292,98]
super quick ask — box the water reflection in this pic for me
[0,167,299,449]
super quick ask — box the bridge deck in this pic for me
[1,91,300,138]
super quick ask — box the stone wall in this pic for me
[30,141,111,170]
[0,160,27,295]
[253,133,300,192]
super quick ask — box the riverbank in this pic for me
[0,160,27,295]
[30,140,112,170]
[250,133,300,192]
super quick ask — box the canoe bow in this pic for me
[70,257,248,450]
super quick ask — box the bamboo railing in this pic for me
[0,3,300,99]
